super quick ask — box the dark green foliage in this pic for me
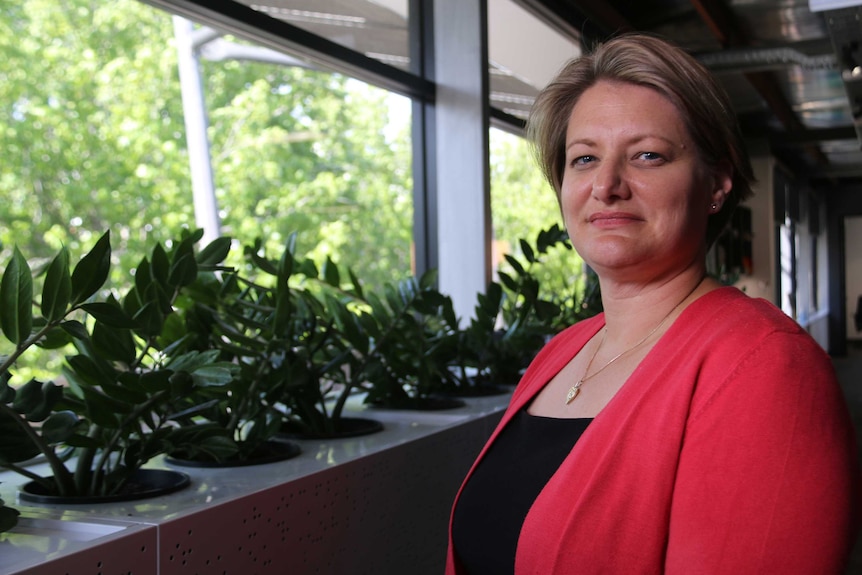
[170,234,372,439]
[0,229,236,499]
[360,272,461,408]
[0,223,595,510]
[451,224,601,389]
[0,489,19,533]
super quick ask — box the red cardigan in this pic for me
[446,287,859,574]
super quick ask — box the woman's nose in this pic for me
[591,160,628,202]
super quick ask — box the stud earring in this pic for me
[710,203,719,211]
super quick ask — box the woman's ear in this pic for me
[708,160,733,212]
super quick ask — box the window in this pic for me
[234,0,412,72]
[0,0,415,293]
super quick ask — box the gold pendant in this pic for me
[565,381,583,405]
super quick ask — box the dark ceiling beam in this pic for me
[516,0,632,46]
[565,0,634,37]
[689,0,829,166]
[770,126,859,146]
[690,0,739,45]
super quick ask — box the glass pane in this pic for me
[489,128,587,312]
[234,0,411,71]
[487,0,581,120]
[0,0,415,291]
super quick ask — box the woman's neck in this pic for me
[597,268,714,350]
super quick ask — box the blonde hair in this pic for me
[527,33,755,246]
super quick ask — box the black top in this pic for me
[451,408,592,574]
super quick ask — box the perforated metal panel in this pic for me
[1,397,506,575]
[157,421,493,575]
[6,521,157,575]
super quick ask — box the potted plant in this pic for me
[182,235,383,440]
[0,229,238,502]
[360,271,466,410]
[155,248,303,466]
[448,224,595,390]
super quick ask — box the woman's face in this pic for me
[560,80,731,282]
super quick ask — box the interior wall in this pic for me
[734,154,775,303]
[845,216,862,342]
[826,185,862,355]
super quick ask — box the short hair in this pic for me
[527,33,755,247]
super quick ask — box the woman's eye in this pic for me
[571,155,595,166]
[637,151,664,162]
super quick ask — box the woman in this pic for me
[447,34,859,574]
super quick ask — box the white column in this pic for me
[433,0,491,323]
[173,16,221,246]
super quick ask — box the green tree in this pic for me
[0,0,589,382]
[0,0,414,292]
[490,128,588,307]
[0,0,194,273]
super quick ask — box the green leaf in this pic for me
[99,380,149,405]
[197,236,232,267]
[0,499,20,533]
[0,248,33,345]
[418,269,438,290]
[150,245,170,286]
[191,365,236,388]
[138,370,173,393]
[70,230,111,305]
[132,301,165,338]
[134,257,153,297]
[348,268,364,299]
[277,241,295,285]
[0,373,14,403]
[12,379,64,422]
[535,299,561,321]
[168,251,197,288]
[41,247,71,322]
[79,387,131,423]
[143,277,173,315]
[273,284,293,336]
[250,250,278,275]
[40,411,80,444]
[0,410,40,463]
[323,257,340,287]
[81,301,137,328]
[65,355,114,389]
[357,311,382,340]
[92,322,135,365]
[60,320,89,341]
[498,271,518,292]
[28,381,64,422]
[503,254,526,276]
[519,238,536,263]
[34,325,73,350]
[167,349,221,372]
[296,257,319,278]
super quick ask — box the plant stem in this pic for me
[0,403,76,496]
[0,320,61,375]
[88,388,169,494]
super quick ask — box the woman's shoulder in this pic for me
[687,285,810,340]
[665,286,834,387]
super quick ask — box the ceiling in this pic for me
[229,0,862,187]
[527,0,862,187]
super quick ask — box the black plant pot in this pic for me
[278,416,384,440]
[437,381,511,398]
[367,395,466,411]
[165,439,302,468]
[18,469,191,505]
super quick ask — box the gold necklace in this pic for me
[565,278,704,405]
